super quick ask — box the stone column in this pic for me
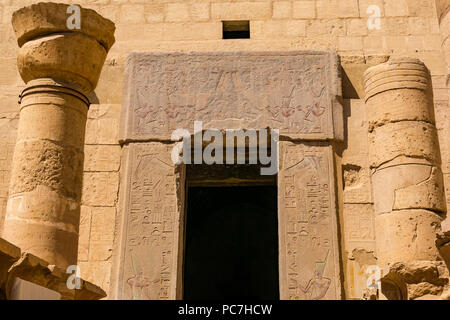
[364,58,448,299]
[437,1,450,232]
[0,3,115,269]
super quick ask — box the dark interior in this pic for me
[222,20,250,39]
[183,186,279,300]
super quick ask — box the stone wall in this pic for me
[0,0,448,298]
[435,0,450,230]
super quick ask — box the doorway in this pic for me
[183,185,279,300]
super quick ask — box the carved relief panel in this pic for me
[111,143,185,300]
[278,141,341,300]
[120,51,342,142]
[114,51,343,300]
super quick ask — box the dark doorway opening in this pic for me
[183,186,279,300]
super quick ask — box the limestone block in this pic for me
[81,172,119,207]
[162,22,222,41]
[190,3,210,22]
[119,5,145,24]
[315,0,339,19]
[111,143,185,300]
[166,3,190,22]
[293,1,316,19]
[342,203,375,248]
[0,170,10,198]
[338,36,363,52]
[0,58,21,86]
[286,20,307,37]
[120,51,342,142]
[342,166,372,204]
[347,19,368,36]
[0,198,7,234]
[372,161,446,215]
[341,99,370,167]
[337,0,360,18]
[86,104,121,145]
[384,0,409,17]
[79,260,112,296]
[84,145,121,172]
[0,86,21,113]
[89,207,115,261]
[93,59,125,105]
[306,19,346,37]
[78,205,91,262]
[375,209,443,266]
[273,1,292,19]
[368,122,441,168]
[143,4,165,23]
[96,6,120,24]
[278,141,342,300]
[252,20,306,39]
[407,0,435,18]
[211,2,271,20]
[434,100,449,132]
[0,114,19,178]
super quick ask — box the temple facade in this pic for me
[0,0,449,300]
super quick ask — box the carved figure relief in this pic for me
[121,52,341,142]
[279,142,340,300]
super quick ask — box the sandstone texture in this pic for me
[0,0,448,300]
[0,2,115,270]
[365,57,448,299]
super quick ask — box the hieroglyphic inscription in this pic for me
[120,51,341,141]
[279,142,341,300]
[115,143,183,300]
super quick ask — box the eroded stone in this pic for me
[120,51,343,142]
[375,210,443,266]
[278,141,341,300]
[372,162,446,215]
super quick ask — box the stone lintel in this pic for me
[120,51,343,143]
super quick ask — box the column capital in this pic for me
[12,2,116,94]
[364,57,431,102]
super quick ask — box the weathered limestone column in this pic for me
[0,3,115,269]
[364,58,448,299]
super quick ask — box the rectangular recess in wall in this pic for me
[222,20,250,39]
